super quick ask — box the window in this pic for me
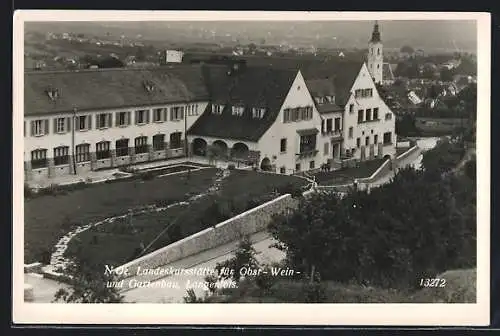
[153,134,165,151]
[153,108,166,122]
[299,134,317,153]
[324,142,329,155]
[31,149,48,169]
[366,109,372,121]
[116,112,131,127]
[374,134,378,144]
[354,89,373,99]
[334,118,341,131]
[283,108,291,123]
[54,117,66,133]
[232,106,244,116]
[76,144,90,163]
[280,167,286,174]
[326,119,332,132]
[383,132,392,145]
[171,107,184,121]
[170,132,182,149]
[321,120,325,133]
[373,107,379,120]
[365,136,370,146]
[116,139,129,157]
[135,110,150,125]
[77,115,91,131]
[385,113,392,120]
[212,104,224,115]
[356,138,361,148]
[96,141,111,159]
[377,48,380,55]
[97,113,112,129]
[309,161,315,169]
[135,136,148,154]
[252,107,265,119]
[358,110,364,123]
[348,127,353,139]
[295,163,301,172]
[53,146,69,166]
[349,104,354,113]
[280,138,287,153]
[31,119,49,136]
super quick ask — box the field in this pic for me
[24,168,308,266]
[313,159,385,185]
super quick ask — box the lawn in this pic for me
[25,168,308,266]
[314,159,385,186]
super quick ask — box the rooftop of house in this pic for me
[24,64,209,116]
[187,64,299,142]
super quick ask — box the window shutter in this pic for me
[135,111,139,124]
[66,117,72,132]
[108,113,112,127]
[127,112,131,125]
[146,110,150,123]
[24,122,26,137]
[30,121,35,136]
[44,119,49,134]
[170,108,173,121]
[163,108,167,122]
[53,118,58,133]
[87,116,92,130]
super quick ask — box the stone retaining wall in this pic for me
[117,190,314,281]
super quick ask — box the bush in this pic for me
[140,171,155,181]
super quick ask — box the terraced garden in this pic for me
[24,167,309,268]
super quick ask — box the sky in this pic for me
[25,20,477,52]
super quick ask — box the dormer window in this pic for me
[46,87,59,101]
[143,80,155,93]
[212,104,224,115]
[232,105,244,116]
[252,107,265,119]
[315,97,324,105]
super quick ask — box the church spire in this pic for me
[370,20,381,43]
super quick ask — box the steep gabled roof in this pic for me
[187,65,298,142]
[24,65,209,116]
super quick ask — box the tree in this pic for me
[400,45,414,54]
[53,257,125,303]
[440,67,455,82]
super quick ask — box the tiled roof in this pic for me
[24,65,209,116]
[187,65,298,142]
[305,79,344,114]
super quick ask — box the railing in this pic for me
[296,150,319,159]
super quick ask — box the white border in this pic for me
[13,10,490,326]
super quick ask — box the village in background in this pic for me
[22,19,477,306]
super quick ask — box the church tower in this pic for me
[367,21,383,84]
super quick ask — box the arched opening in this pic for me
[192,138,208,156]
[260,157,272,171]
[230,142,249,159]
[213,140,227,153]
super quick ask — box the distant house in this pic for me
[441,59,461,70]
[407,91,422,105]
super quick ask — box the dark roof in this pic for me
[317,103,344,114]
[305,78,335,97]
[187,65,298,142]
[24,65,209,116]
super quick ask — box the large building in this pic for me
[24,22,396,182]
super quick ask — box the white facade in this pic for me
[163,50,184,64]
[258,71,328,174]
[24,101,207,182]
[367,40,384,84]
[342,64,396,161]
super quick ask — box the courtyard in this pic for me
[24,164,309,268]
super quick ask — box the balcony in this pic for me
[296,150,318,159]
[322,129,343,141]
